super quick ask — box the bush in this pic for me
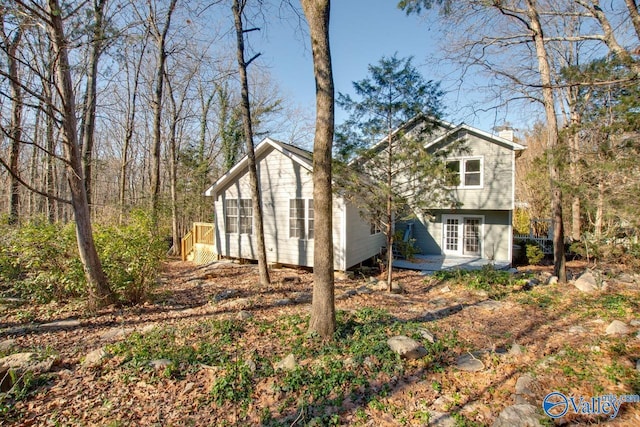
[525,243,544,265]
[393,231,419,260]
[94,210,166,304]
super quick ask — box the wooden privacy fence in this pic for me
[181,222,216,262]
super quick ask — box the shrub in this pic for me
[393,231,419,260]
[525,243,544,265]
[94,210,166,304]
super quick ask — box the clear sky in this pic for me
[249,0,538,138]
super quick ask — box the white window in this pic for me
[239,199,252,234]
[370,222,382,235]
[446,157,483,188]
[290,199,314,239]
[225,199,238,234]
[225,198,252,234]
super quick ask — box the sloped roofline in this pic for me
[365,114,525,155]
[204,137,312,197]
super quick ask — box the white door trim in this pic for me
[442,214,485,257]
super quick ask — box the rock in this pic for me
[440,286,451,293]
[605,320,630,336]
[213,289,239,302]
[428,411,457,427]
[274,298,293,306]
[509,343,525,356]
[0,339,16,353]
[492,404,544,427]
[574,271,599,293]
[390,281,404,293]
[0,352,36,369]
[373,280,388,291]
[245,359,256,372]
[433,395,454,411]
[515,374,535,396]
[236,310,253,321]
[140,324,157,334]
[547,276,558,285]
[629,319,640,327]
[367,276,378,284]
[337,289,357,300]
[82,348,108,368]
[100,327,133,342]
[387,336,427,360]
[39,319,81,329]
[569,325,587,334]
[182,382,196,394]
[417,328,436,343]
[356,285,373,294]
[291,292,311,303]
[476,300,503,311]
[456,353,485,372]
[275,353,297,371]
[334,271,354,281]
[149,359,173,371]
[618,273,635,284]
[281,276,301,284]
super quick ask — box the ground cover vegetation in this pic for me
[1,261,640,425]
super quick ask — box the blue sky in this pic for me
[250,0,537,137]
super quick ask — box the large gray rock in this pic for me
[456,353,485,372]
[82,348,108,368]
[574,271,599,293]
[605,320,630,336]
[387,336,427,360]
[428,411,457,427]
[0,352,36,369]
[275,353,297,371]
[492,404,544,427]
[515,374,536,396]
[0,339,16,353]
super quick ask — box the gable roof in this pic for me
[365,114,526,155]
[204,137,312,197]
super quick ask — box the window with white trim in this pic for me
[225,198,252,234]
[446,157,483,188]
[239,199,252,234]
[290,199,314,239]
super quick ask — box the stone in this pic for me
[428,411,457,427]
[618,273,635,284]
[182,382,196,394]
[390,281,404,293]
[476,300,503,311]
[356,285,373,294]
[492,404,544,427]
[387,336,427,360]
[433,395,454,411]
[149,359,173,371]
[236,310,253,321]
[0,352,36,369]
[368,276,379,284]
[213,289,239,302]
[574,271,599,293]
[547,276,558,286]
[515,374,535,396]
[274,298,293,306]
[569,325,587,334]
[417,328,436,343]
[100,327,133,342]
[281,276,301,284]
[629,319,640,327]
[334,271,354,281]
[291,292,312,303]
[39,319,81,329]
[82,348,108,368]
[605,320,630,336]
[275,353,297,371]
[0,339,16,352]
[456,353,485,372]
[509,343,525,356]
[440,286,451,293]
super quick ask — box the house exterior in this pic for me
[204,138,386,271]
[396,117,526,263]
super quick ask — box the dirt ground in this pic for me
[1,260,639,426]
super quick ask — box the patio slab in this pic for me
[393,254,510,273]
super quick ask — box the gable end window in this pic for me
[290,199,314,240]
[446,157,483,188]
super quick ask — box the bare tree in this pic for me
[232,0,270,286]
[300,0,335,338]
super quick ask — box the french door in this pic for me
[443,215,482,256]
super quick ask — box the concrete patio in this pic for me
[393,254,511,273]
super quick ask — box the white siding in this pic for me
[344,203,387,268]
[214,145,347,270]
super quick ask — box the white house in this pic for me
[204,138,386,270]
[205,118,525,270]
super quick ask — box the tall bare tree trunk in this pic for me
[301,0,335,338]
[80,0,107,209]
[385,130,394,291]
[232,0,270,286]
[150,0,177,226]
[526,0,566,282]
[1,18,23,224]
[47,0,114,307]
